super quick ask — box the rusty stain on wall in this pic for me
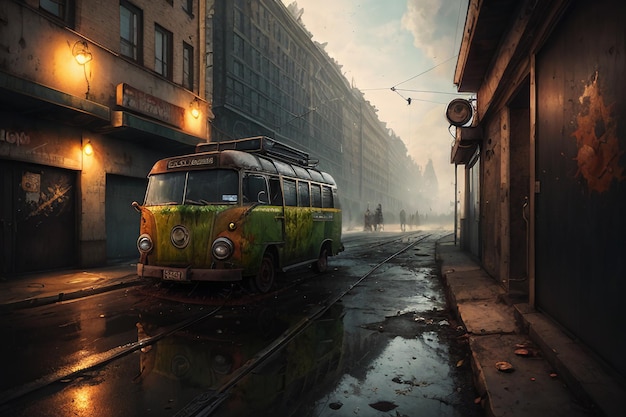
[572,71,625,193]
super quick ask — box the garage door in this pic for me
[105,174,146,261]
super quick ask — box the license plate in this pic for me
[163,269,186,281]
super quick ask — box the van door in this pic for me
[282,178,301,265]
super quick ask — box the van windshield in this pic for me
[144,169,239,206]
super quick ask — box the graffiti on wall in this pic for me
[0,129,31,147]
[572,71,625,193]
[21,171,72,219]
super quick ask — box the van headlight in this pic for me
[170,225,190,249]
[137,234,153,253]
[212,237,234,260]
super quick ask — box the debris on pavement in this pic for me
[495,361,514,372]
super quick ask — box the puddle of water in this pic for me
[308,334,463,417]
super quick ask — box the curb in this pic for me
[0,275,143,311]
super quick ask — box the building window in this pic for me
[233,34,244,58]
[40,0,75,27]
[182,0,193,16]
[155,24,173,80]
[183,42,194,90]
[234,9,245,33]
[120,1,143,63]
[40,0,65,16]
[233,60,244,78]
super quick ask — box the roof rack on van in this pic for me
[195,136,319,167]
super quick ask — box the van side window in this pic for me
[243,174,268,204]
[332,188,341,209]
[269,177,283,205]
[310,183,322,207]
[298,181,310,207]
[322,186,333,208]
[283,179,297,206]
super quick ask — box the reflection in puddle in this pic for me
[310,333,461,417]
[134,304,345,416]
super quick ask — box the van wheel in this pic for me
[251,253,275,293]
[312,247,328,273]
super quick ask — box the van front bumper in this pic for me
[137,263,243,282]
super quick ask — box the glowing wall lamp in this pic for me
[72,40,93,65]
[190,98,200,119]
[83,140,93,156]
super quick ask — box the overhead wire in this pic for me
[389,0,469,107]
[393,89,467,96]
[295,1,469,109]
[391,55,458,89]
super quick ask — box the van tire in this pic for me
[251,252,275,293]
[312,247,328,273]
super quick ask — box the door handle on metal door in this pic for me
[522,196,529,224]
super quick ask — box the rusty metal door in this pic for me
[535,0,626,377]
[1,161,77,274]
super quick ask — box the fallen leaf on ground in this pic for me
[495,361,514,372]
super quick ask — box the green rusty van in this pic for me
[133,136,343,292]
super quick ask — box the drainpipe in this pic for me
[528,54,537,308]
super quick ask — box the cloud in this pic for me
[401,0,463,62]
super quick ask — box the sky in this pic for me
[280,0,471,213]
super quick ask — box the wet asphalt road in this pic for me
[0,230,483,417]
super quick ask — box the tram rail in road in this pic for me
[0,231,449,417]
[0,301,227,408]
[174,233,432,417]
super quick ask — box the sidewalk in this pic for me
[436,235,623,417]
[0,262,141,311]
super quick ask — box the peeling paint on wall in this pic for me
[572,71,625,193]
